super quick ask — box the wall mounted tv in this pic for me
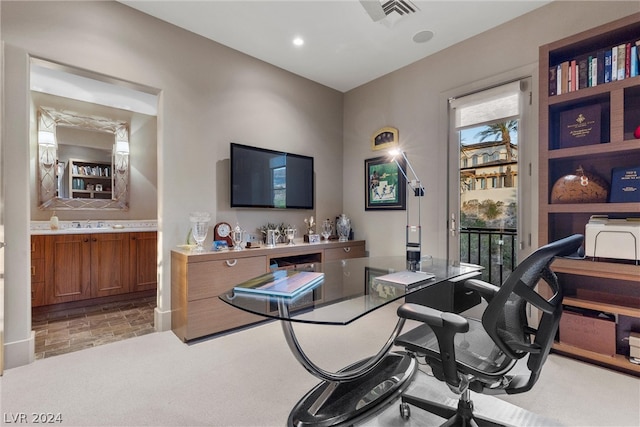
[230,143,314,209]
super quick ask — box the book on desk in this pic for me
[233,269,324,298]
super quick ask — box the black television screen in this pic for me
[230,143,314,209]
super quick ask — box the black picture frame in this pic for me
[365,156,406,210]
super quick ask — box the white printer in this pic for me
[585,216,640,262]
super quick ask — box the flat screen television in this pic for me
[230,143,314,209]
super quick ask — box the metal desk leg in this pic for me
[278,300,417,427]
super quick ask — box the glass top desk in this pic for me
[220,256,481,427]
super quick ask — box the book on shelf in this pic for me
[609,166,640,203]
[578,56,589,89]
[589,56,598,86]
[548,38,640,96]
[233,269,324,298]
[604,50,613,83]
[612,45,618,81]
[596,50,605,84]
[549,66,557,96]
[625,42,632,78]
[617,44,626,81]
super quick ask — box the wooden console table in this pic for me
[170,240,366,341]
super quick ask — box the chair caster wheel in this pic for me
[399,402,411,420]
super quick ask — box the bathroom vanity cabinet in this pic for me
[30,231,157,307]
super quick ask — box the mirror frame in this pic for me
[38,107,130,210]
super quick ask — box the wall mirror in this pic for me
[31,57,158,211]
[38,107,130,210]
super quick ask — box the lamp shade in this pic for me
[38,130,56,147]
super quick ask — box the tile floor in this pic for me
[32,296,156,360]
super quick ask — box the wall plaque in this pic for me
[559,104,601,148]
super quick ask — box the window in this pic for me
[448,77,532,283]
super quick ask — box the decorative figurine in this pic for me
[304,216,315,235]
[231,223,244,251]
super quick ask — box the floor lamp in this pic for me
[390,149,425,272]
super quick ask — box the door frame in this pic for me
[444,65,538,264]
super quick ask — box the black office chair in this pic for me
[394,234,584,426]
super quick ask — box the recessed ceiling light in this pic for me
[413,30,434,44]
[293,37,304,47]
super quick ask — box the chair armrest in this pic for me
[464,278,500,303]
[397,303,468,333]
[397,303,468,387]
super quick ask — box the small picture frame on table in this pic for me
[307,234,321,244]
[213,240,229,251]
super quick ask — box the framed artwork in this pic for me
[365,156,406,210]
[371,127,398,151]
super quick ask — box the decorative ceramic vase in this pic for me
[336,214,350,242]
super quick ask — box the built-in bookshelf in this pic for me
[549,36,639,96]
[539,13,640,376]
[66,158,112,200]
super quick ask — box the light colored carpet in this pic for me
[1,302,638,426]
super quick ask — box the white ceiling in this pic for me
[119,0,551,92]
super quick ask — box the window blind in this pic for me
[450,81,523,129]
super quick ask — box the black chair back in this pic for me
[481,234,584,393]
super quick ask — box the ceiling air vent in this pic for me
[360,0,420,22]
[383,0,419,16]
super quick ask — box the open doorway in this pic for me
[29,59,159,359]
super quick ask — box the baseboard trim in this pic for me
[154,307,171,332]
[4,331,35,369]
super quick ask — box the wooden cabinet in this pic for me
[324,243,366,262]
[44,233,127,303]
[32,231,157,307]
[66,158,112,200]
[539,13,640,375]
[90,233,130,298]
[171,240,366,341]
[129,232,158,292]
[30,235,46,307]
[44,233,92,304]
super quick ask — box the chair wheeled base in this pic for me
[399,388,503,427]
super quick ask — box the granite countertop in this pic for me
[31,220,158,235]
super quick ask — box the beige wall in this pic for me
[2,0,638,369]
[343,1,639,259]
[1,0,343,368]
